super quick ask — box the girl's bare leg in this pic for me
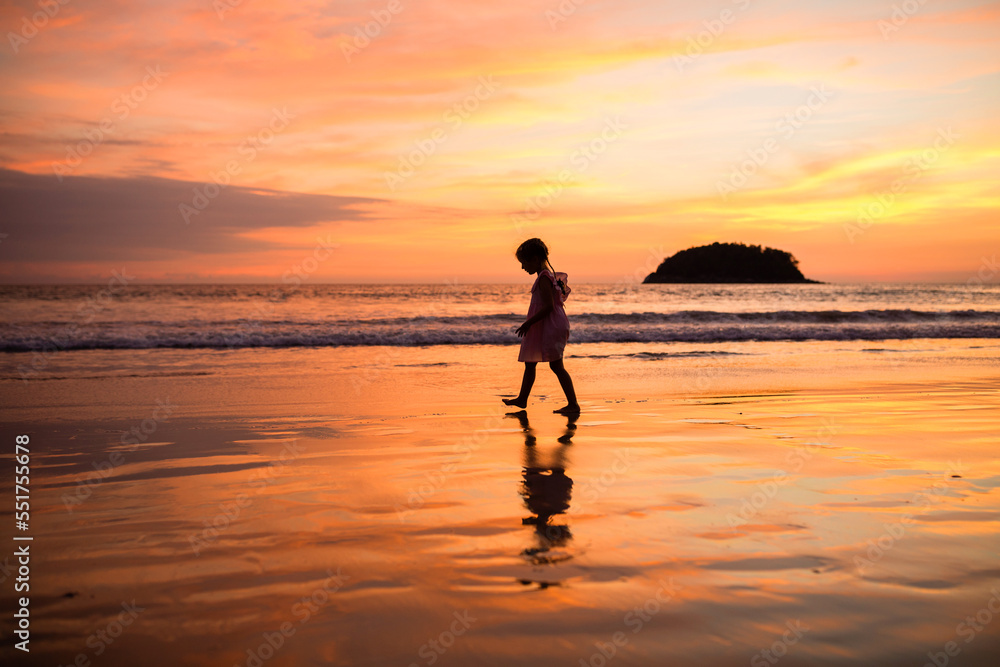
[548,358,580,413]
[503,362,537,408]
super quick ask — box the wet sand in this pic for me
[1,340,999,666]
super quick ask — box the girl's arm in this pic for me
[515,274,555,337]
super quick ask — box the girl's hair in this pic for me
[515,238,548,262]
[517,238,566,295]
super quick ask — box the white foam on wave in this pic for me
[2,312,999,352]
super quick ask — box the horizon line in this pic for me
[0,280,990,287]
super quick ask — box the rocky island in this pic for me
[642,242,821,284]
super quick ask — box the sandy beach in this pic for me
[1,339,998,666]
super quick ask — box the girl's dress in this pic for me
[518,269,571,362]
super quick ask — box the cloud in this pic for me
[0,168,378,263]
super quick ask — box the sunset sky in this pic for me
[1,0,998,283]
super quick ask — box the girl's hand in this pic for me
[514,322,530,337]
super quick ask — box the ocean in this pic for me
[1,282,998,354]
[2,281,999,666]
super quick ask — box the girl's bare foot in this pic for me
[503,396,527,408]
[553,404,580,415]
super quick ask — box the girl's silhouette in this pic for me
[504,238,580,414]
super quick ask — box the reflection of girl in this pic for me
[509,411,576,566]
[504,238,580,414]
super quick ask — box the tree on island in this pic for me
[642,242,821,284]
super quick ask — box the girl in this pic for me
[504,238,580,414]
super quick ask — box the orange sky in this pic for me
[1,0,998,283]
